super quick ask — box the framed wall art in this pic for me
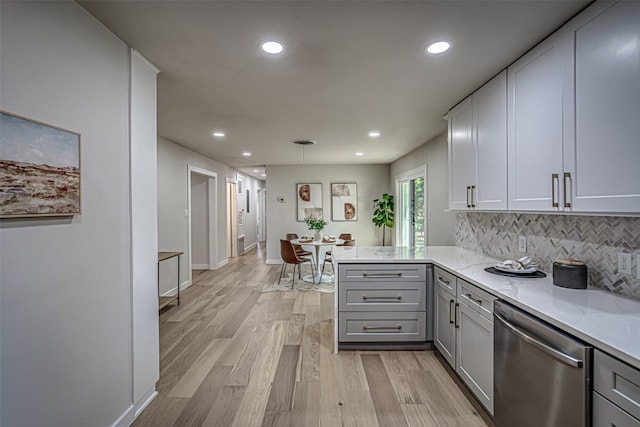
[331,183,357,221]
[0,110,81,218]
[296,183,322,221]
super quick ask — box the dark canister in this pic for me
[553,259,587,289]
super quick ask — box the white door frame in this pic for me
[394,165,427,247]
[187,165,218,288]
[257,188,266,241]
[226,177,238,258]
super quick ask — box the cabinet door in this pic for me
[474,70,507,210]
[448,98,474,210]
[434,284,456,368]
[508,30,573,211]
[570,1,640,213]
[456,301,494,415]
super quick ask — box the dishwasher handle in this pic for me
[494,312,583,368]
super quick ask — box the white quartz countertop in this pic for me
[332,245,640,369]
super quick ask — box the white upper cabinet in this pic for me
[448,97,475,210]
[507,30,574,211]
[570,0,640,212]
[449,71,507,210]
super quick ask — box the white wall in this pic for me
[0,2,134,426]
[157,138,264,290]
[265,164,390,263]
[190,173,209,267]
[390,132,456,246]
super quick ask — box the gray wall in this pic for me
[157,137,264,291]
[0,2,133,425]
[390,132,456,246]
[265,164,390,263]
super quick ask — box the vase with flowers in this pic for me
[305,217,328,241]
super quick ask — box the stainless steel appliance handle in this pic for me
[494,312,582,368]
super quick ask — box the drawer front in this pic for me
[595,350,640,420]
[435,266,456,294]
[339,264,426,282]
[339,281,425,312]
[339,311,426,342]
[593,392,640,427]
[457,278,495,320]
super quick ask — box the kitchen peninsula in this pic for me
[332,245,640,368]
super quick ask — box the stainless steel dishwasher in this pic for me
[494,300,592,427]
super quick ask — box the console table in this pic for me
[158,251,183,310]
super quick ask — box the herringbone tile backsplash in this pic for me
[456,212,640,300]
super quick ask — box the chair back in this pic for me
[280,239,303,264]
[342,239,356,246]
[338,233,352,240]
[285,233,299,241]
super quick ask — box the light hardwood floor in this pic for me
[134,243,493,427]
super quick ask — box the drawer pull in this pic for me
[465,293,483,305]
[362,272,403,278]
[438,276,450,285]
[362,295,402,301]
[362,325,402,331]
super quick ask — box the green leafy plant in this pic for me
[305,217,328,232]
[372,193,395,245]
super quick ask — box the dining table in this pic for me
[292,238,344,283]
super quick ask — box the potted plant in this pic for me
[372,193,394,246]
[305,217,328,241]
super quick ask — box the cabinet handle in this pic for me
[466,186,471,208]
[362,272,402,278]
[465,293,483,305]
[438,276,450,286]
[454,302,460,329]
[362,325,402,331]
[551,174,559,208]
[563,172,572,208]
[362,295,402,301]
[449,299,455,324]
[470,185,476,208]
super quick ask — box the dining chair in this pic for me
[322,239,356,275]
[279,239,316,288]
[285,233,315,268]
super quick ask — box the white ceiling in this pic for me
[80,1,589,180]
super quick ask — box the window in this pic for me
[396,166,426,247]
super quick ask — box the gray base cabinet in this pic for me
[593,350,640,426]
[434,266,496,415]
[337,263,433,346]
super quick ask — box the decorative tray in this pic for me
[484,266,546,278]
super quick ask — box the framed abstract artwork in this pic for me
[331,183,357,221]
[0,110,81,218]
[296,183,322,221]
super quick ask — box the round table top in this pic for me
[292,238,345,246]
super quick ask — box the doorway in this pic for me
[396,166,427,247]
[226,180,237,258]
[187,166,218,286]
[257,188,266,242]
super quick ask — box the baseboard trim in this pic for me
[244,242,257,252]
[111,405,134,427]
[134,388,158,418]
[160,280,191,297]
[216,259,228,269]
[192,264,208,270]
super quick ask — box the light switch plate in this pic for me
[518,236,527,253]
[618,253,631,275]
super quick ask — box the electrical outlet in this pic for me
[518,236,527,253]
[618,253,632,275]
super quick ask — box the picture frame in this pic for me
[0,110,81,218]
[296,183,322,221]
[331,183,357,221]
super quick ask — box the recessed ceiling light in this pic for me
[260,40,284,54]
[426,41,451,55]
[355,152,364,156]
[253,169,260,173]
[242,152,252,157]
[368,131,381,138]
[261,173,266,177]
[213,131,225,137]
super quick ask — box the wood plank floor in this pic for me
[133,243,493,427]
